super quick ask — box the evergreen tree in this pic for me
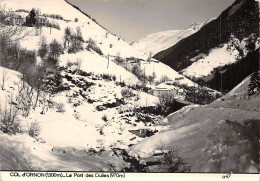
[38,36,48,60]
[248,72,260,96]
[63,27,72,48]
[49,39,63,65]
[26,9,36,27]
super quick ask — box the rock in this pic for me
[96,105,106,111]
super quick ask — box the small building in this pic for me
[3,11,25,25]
[151,81,186,101]
[35,15,49,26]
[151,82,178,97]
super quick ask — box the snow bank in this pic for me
[183,44,239,78]
[59,51,139,85]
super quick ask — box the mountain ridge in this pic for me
[153,0,259,72]
[131,18,214,56]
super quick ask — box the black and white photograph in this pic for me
[0,0,259,179]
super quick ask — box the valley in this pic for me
[0,0,259,174]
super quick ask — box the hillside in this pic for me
[0,0,212,172]
[0,0,257,174]
[1,0,201,87]
[2,0,144,59]
[131,19,214,56]
[128,74,260,172]
[153,0,259,92]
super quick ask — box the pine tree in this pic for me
[49,39,63,65]
[248,72,260,96]
[26,9,36,27]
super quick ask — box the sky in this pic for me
[67,0,236,43]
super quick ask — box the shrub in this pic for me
[112,75,116,81]
[66,61,74,68]
[56,103,65,112]
[114,56,124,65]
[121,88,135,98]
[160,75,170,83]
[185,86,216,105]
[86,38,103,55]
[101,73,112,81]
[50,22,60,30]
[98,126,104,135]
[248,71,260,96]
[102,114,108,122]
[0,101,21,135]
[158,147,191,172]
[116,81,126,87]
[131,64,143,79]
[158,92,174,106]
[28,121,40,138]
[43,13,64,20]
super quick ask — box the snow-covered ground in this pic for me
[182,44,239,78]
[128,75,260,172]
[2,0,145,59]
[140,61,195,87]
[0,65,162,170]
[182,35,255,79]
[1,0,198,89]
[131,19,214,56]
[2,0,256,173]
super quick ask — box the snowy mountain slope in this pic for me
[181,44,239,79]
[181,35,256,79]
[210,72,260,111]
[2,0,144,59]
[131,19,214,56]
[128,76,260,172]
[0,65,160,170]
[154,0,259,71]
[0,0,201,89]
[0,0,225,172]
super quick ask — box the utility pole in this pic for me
[193,73,196,104]
[193,82,195,105]
[144,66,146,84]
[149,52,152,64]
[219,15,222,44]
[220,71,222,93]
[107,53,109,69]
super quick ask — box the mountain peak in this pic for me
[131,19,212,56]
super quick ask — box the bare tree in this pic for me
[76,58,82,70]
[38,35,48,60]
[0,8,31,66]
[63,26,72,48]
[1,69,8,90]
[0,93,21,134]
